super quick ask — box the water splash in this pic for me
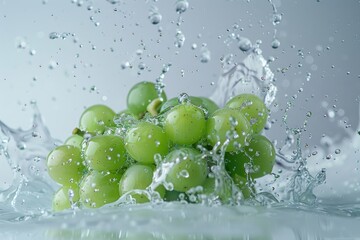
[0,103,59,216]
[210,44,276,108]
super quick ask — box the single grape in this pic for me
[165,148,208,192]
[84,135,127,172]
[160,96,202,113]
[79,105,116,134]
[64,134,83,149]
[198,97,219,116]
[125,122,169,164]
[80,171,122,208]
[52,185,80,212]
[225,94,268,133]
[164,104,206,145]
[206,108,252,152]
[127,81,167,118]
[225,134,276,179]
[47,145,85,185]
[119,164,165,203]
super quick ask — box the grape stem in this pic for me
[72,127,86,137]
[146,98,163,117]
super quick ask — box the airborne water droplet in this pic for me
[174,29,185,48]
[200,46,211,63]
[238,37,252,52]
[49,32,60,40]
[175,0,189,14]
[271,39,280,49]
[149,12,162,25]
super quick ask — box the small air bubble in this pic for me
[335,149,341,154]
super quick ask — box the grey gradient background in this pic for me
[0,0,360,198]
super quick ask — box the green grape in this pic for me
[52,185,80,212]
[79,105,116,134]
[125,122,169,164]
[127,81,167,118]
[119,164,165,203]
[160,96,202,113]
[225,94,268,133]
[225,134,276,179]
[198,97,219,116]
[165,148,208,192]
[231,174,253,199]
[164,104,206,145]
[84,135,127,172]
[64,134,83,149]
[47,145,85,185]
[160,96,218,118]
[206,108,252,152]
[80,171,122,208]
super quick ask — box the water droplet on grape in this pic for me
[179,170,189,178]
[178,93,190,103]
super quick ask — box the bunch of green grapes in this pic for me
[47,81,276,211]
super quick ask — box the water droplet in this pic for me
[121,61,130,69]
[48,61,57,69]
[273,13,282,25]
[149,12,162,25]
[175,0,189,14]
[271,39,280,49]
[200,46,211,63]
[238,37,252,52]
[174,30,185,48]
[191,43,197,50]
[178,93,190,103]
[335,149,341,154]
[29,49,36,56]
[138,62,146,70]
[49,32,60,40]
[179,170,189,178]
